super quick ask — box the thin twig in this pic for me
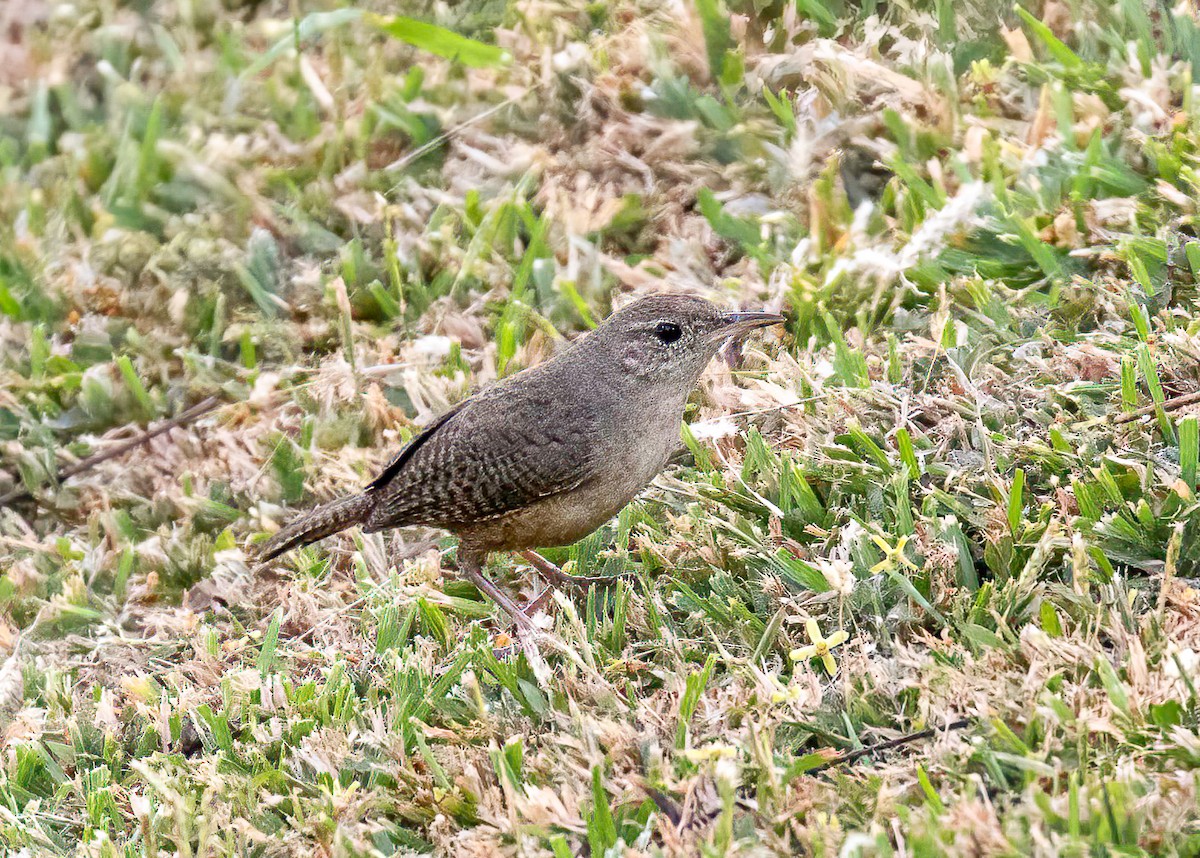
[0,396,222,509]
[807,719,971,773]
[384,96,521,177]
[1114,389,1200,425]
[689,395,826,429]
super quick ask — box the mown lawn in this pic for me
[1,0,1199,855]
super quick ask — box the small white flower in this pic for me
[690,417,739,441]
[412,335,453,358]
[818,557,855,596]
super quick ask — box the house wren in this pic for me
[256,294,784,629]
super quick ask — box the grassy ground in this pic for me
[1,0,1200,854]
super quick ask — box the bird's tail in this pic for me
[254,493,375,563]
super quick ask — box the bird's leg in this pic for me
[521,584,556,617]
[517,548,636,619]
[460,550,550,677]
[457,550,535,632]
[519,550,630,589]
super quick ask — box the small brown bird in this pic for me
[256,294,783,629]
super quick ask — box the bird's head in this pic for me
[585,294,785,388]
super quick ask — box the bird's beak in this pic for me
[710,310,786,342]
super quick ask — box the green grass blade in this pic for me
[370,14,511,68]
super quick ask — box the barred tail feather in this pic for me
[255,493,375,562]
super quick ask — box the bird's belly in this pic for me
[458,439,672,552]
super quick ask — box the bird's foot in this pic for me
[519,550,633,590]
[522,588,552,615]
[494,627,548,678]
[459,559,550,674]
[482,611,548,669]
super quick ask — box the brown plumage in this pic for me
[256,294,783,628]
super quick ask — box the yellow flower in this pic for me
[767,672,804,704]
[869,533,916,574]
[790,619,849,675]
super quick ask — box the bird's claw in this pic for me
[519,550,634,590]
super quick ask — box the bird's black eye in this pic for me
[654,322,683,344]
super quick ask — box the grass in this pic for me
[1,0,1200,854]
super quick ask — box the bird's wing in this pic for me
[365,400,467,492]
[362,383,603,531]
